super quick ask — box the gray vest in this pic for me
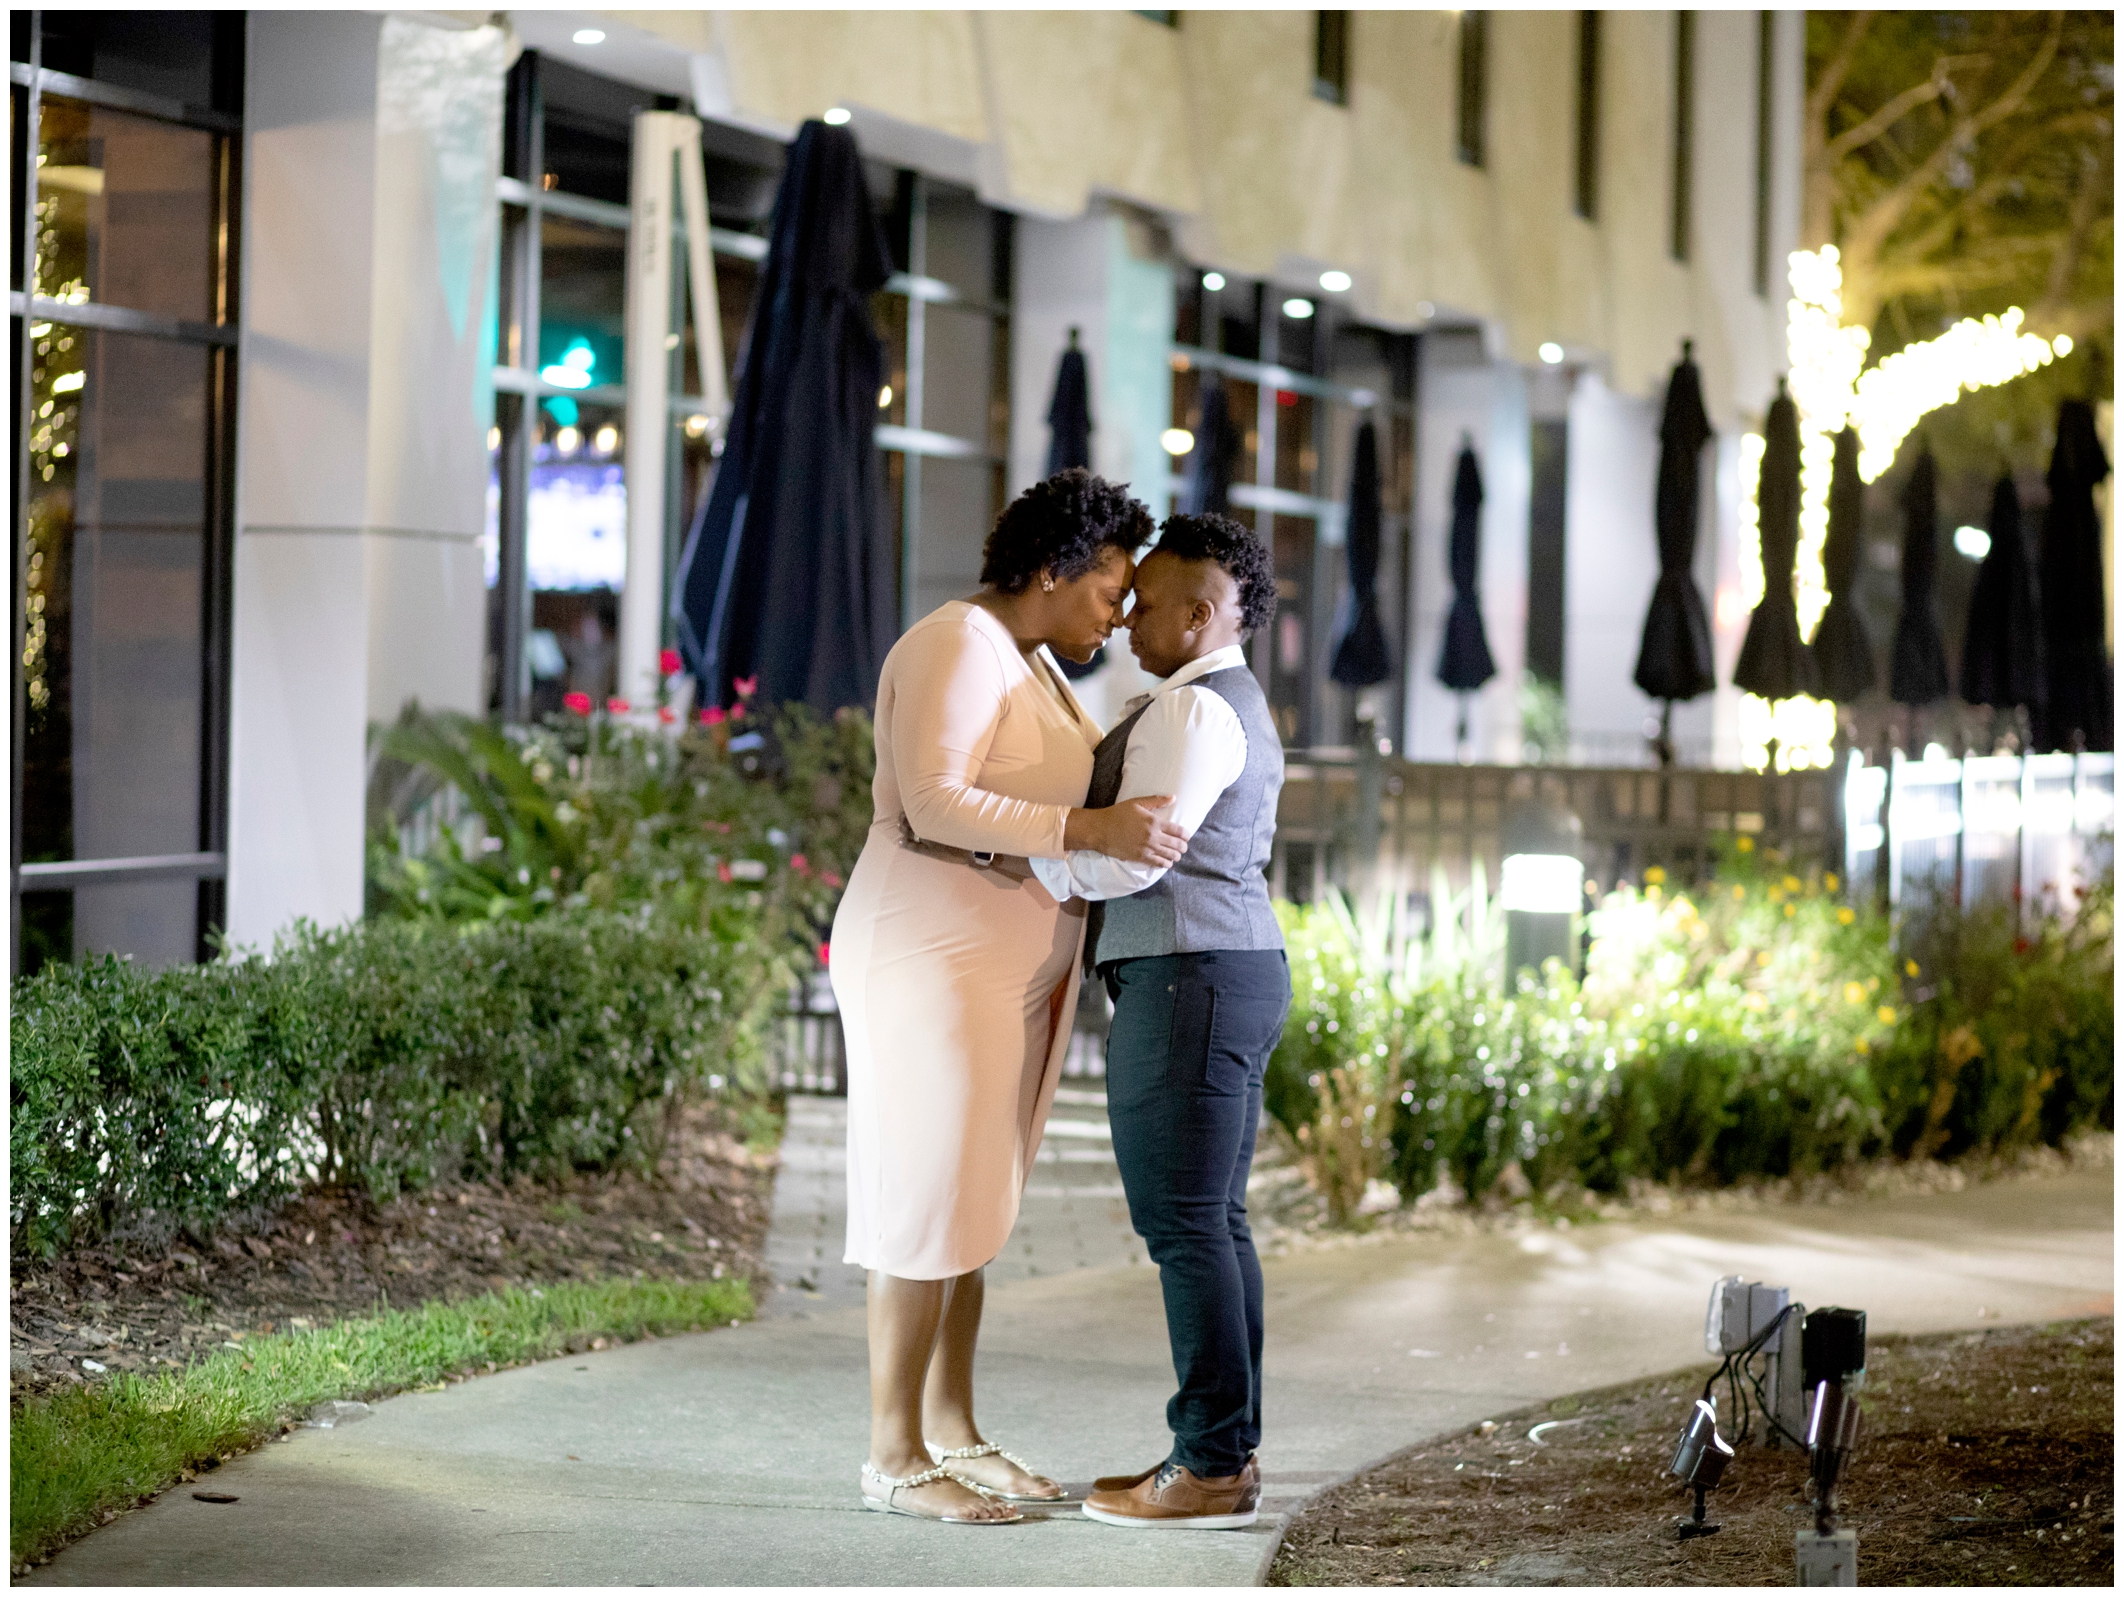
[1086,665,1285,966]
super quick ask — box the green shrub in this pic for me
[1267,846,2111,1214]
[10,912,779,1258]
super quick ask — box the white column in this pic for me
[227,13,503,948]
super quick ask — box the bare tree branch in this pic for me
[1840,15,2064,269]
[2039,146,2107,315]
[1824,67,1948,163]
[1808,11,1876,126]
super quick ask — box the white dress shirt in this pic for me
[1031,643,1251,903]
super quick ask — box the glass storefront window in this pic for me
[36,98,219,324]
[538,214,626,389]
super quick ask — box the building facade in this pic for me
[10,9,1802,968]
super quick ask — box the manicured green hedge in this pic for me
[11,912,779,1258]
[1270,851,2113,1222]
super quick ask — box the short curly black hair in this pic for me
[980,468,1154,594]
[1152,512,1278,635]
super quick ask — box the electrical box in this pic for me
[1703,1277,1808,1448]
[1796,1528,1858,1585]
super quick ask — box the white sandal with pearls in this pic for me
[925,1440,1070,1504]
[860,1461,1022,1524]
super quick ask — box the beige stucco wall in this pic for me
[615,9,1796,428]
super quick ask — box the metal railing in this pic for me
[1843,750,2114,916]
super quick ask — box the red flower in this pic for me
[2014,937,2033,955]
[729,703,747,721]
[700,705,727,725]
[817,941,831,966]
[607,696,631,714]
[790,853,810,875]
[657,705,676,724]
[660,647,682,676]
[717,862,734,883]
[563,691,592,715]
[734,675,759,700]
[822,870,843,888]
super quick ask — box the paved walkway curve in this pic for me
[30,1096,2112,1587]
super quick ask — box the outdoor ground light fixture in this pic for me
[1500,791,1583,976]
[1667,1398,1734,1539]
[1796,1305,1867,1586]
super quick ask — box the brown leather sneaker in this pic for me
[1082,1459,1260,1530]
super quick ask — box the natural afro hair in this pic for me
[980,468,1154,595]
[1153,512,1278,636]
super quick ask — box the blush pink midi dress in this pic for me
[831,600,1100,1280]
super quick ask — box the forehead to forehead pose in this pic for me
[1029,511,1294,1532]
[832,468,1202,1524]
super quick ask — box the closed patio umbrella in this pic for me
[1887,443,1952,713]
[1957,473,2041,721]
[1732,383,1819,702]
[1045,331,1104,679]
[671,119,895,714]
[2034,398,2112,752]
[1181,377,1239,516]
[1045,329,1092,476]
[1330,418,1391,688]
[1809,426,1876,703]
[1633,341,1717,758]
[1436,441,1495,752]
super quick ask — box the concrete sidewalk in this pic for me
[31,1098,2112,1586]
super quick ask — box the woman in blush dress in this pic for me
[835,470,1188,1525]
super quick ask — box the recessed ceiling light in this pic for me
[1202,271,1226,292]
[1319,270,1352,293]
[1282,297,1315,320]
[1538,342,1565,365]
[572,29,605,45]
[823,107,852,126]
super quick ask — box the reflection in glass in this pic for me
[538,213,626,387]
[36,96,217,323]
[21,325,211,965]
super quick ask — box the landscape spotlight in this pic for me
[1500,790,1583,976]
[1668,1398,1734,1539]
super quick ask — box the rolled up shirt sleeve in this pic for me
[892,622,1073,858]
[1034,685,1246,902]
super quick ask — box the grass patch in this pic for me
[11,1274,752,1572]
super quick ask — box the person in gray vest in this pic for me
[1031,512,1289,1530]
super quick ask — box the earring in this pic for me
[1041,575,1055,593]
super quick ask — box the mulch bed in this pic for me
[1270,1317,2112,1587]
[11,1101,777,1403]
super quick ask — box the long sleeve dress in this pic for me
[831,600,1101,1280]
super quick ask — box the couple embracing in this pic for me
[829,469,1291,1530]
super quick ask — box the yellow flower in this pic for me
[1837,907,1856,925]
[1746,993,1768,1011]
[1783,875,1801,893]
[1672,897,1696,919]
[1767,886,1784,904]
[1644,866,1667,886]
[1731,885,1746,901]
[1843,982,1865,1005]
[1823,872,1841,893]
[1877,1005,1897,1026]
[1904,959,1920,978]
[1855,1037,1870,1056]
[1736,836,1754,853]
[1757,952,1772,968]
[1647,884,1662,902]
[1784,903,1796,917]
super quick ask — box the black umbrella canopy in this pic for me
[1330,418,1392,688]
[1810,426,1876,702]
[2035,398,2113,752]
[1957,474,2041,712]
[1887,444,1952,708]
[1732,385,1819,701]
[1181,378,1239,515]
[671,119,895,714]
[1436,443,1497,692]
[1044,331,1093,476]
[1632,343,1716,704]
